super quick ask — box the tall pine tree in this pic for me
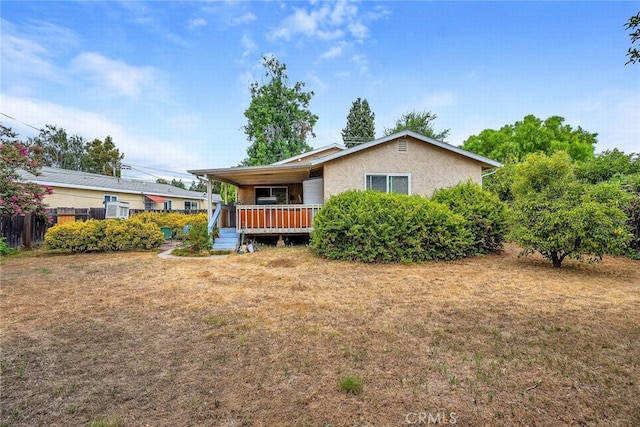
[341,98,375,148]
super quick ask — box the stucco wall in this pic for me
[322,136,482,199]
[44,187,206,210]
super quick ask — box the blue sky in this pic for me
[1,1,639,182]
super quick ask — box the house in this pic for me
[188,131,501,238]
[20,166,221,212]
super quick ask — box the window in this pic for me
[255,187,288,204]
[164,200,172,210]
[104,195,118,203]
[185,201,199,211]
[144,200,155,210]
[365,174,410,195]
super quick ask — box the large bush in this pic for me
[45,218,164,253]
[310,190,473,263]
[131,211,208,236]
[432,180,508,254]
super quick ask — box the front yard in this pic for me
[1,246,638,426]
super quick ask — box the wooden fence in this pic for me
[1,208,209,249]
[0,213,50,249]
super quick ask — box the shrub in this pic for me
[310,190,473,263]
[432,180,508,253]
[0,237,13,256]
[131,211,208,237]
[178,222,214,254]
[45,219,164,253]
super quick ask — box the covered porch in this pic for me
[188,162,324,236]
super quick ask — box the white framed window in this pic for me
[365,174,410,195]
[104,195,118,203]
[184,201,199,211]
[164,200,172,210]
[255,186,288,204]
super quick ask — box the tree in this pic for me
[243,55,318,166]
[83,136,124,177]
[383,110,450,141]
[510,152,630,267]
[575,149,640,184]
[341,98,375,148]
[625,12,640,65]
[0,124,53,217]
[462,115,597,163]
[29,124,85,170]
[170,178,186,189]
[189,180,206,192]
[156,178,169,185]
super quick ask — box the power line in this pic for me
[0,112,42,132]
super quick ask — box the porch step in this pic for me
[213,228,240,251]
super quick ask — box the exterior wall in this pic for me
[237,183,304,205]
[322,136,482,199]
[44,186,206,210]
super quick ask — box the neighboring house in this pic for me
[188,131,501,236]
[20,166,221,212]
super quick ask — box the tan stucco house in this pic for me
[20,166,221,212]
[189,131,501,237]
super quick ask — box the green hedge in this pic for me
[432,180,508,253]
[45,219,164,253]
[310,190,474,263]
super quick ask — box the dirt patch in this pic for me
[1,246,639,426]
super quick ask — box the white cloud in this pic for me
[0,94,205,178]
[231,12,257,26]
[352,54,369,76]
[241,33,257,58]
[187,17,208,29]
[268,2,358,42]
[71,52,158,99]
[320,44,344,60]
[0,19,68,86]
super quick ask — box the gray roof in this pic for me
[20,167,222,202]
[308,130,502,169]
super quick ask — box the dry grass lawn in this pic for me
[1,245,639,426]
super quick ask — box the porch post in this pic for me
[206,175,213,223]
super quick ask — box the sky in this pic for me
[1,1,639,183]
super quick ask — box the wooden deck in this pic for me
[236,204,322,235]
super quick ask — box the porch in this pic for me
[235,204,322,235]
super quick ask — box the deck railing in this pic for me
[236,204,322,234]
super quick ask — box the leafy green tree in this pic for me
[156,178,169,185]
[510,152,630,267]
[243,55,317,166]
[0,124,53,217]
[383,110,450,141]
[83,136,124,177]
[341,97,375,148]
[625,12,640,65]
[575,149,640,184]
[29,124,85,170]
[462,115,597,163]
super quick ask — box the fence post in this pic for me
[24,213,32,249]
